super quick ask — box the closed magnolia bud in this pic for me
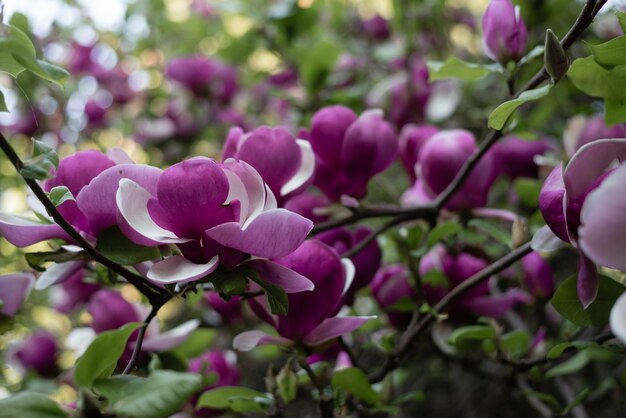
[521,252,555,298]
[491,136,553,180]
[398,124,439,181]
[88,289,139,333]
[482,0,527,64]
[362,15,390,41]
[188,350,240,389]
[371,265,416,328]
[544,29,569,82]
[13,331,59,377]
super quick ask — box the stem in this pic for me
[0,131,169,307]
[122,306,160,374]
[368,242,533,383]
[299,359,334,418]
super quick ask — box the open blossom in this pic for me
[564,115,626,157]
[482,0,527,64]
[222,126,315,205]
[305,106,398,201]
[420,245,530,318]
[534,138,626,307]
[371,265,416,328]
[116,157,314,287]
[166,56,238,102]
[233,240,372,351]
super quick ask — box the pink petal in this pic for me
[222,159,266,227]
[0,213,72,247]
[280,140,315,196]
[116,179,189,245]
[205,209,313,259]
[303,316,373,346]
[578,253,598,309]
[140,319,200,352]
[538,164,569,242]
[610,292,626,345]
[233,330,293,351]
[462,289,531,318]
[36,260,85,290]
[243,259,314,293]
[579,164,626,271]
[147,255,219,285]
[0,273,35,316]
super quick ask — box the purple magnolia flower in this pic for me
[222,126,315,205]
[398,124,440,181]
[116,157,314,286]
[521,252,554,298]
[482,0,527,64]
[94,67,135,105]
[417,129,496,210]
[420,246,530,318]
[188,350,240,388]
[564,115,626,157]
[84,100,109,130]
[51,268,100,314]
[492,136,553,179]
[316,226,382,304]
[283,192,330,224]
[362,15,390,41]
[534,139,626,307]
[233,240,372,351]
[205,293,243,324]
[67,42,97,74]
[387,60,431,128]
[371,265,416,328]
[306,107,398,201]
[11,330,59,377]
[166,56,238,102]
[0,273,34,316]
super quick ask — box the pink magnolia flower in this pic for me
[482,0,527,64]
[564,115,626,157]
[9,330,59,378]
[398,124,439,181]
[0,273,35,316]
[361,15,390,41]
[166,56,238,102]
[491,136,553,180]
[371,264,417,329]
[233,240,372,351]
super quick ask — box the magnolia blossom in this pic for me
[188,350,240,389]
[361,15,390,41]
[9,330,59,378]
[420,245,530,318]
[166,56,238,102]
[116,157,314,286]
[534,138,626,307]
[371,265,416,328]
[304,106,398,201]
[482,0,527,64]
[283,192,330,224]
[222,126,315,205]
[0,273,35,316]
[205,293,243,324]
[398,124,439,181]
[564,115,626,157]
[233,240,372,351]
[491,136,553,180]
[521,252,555,298]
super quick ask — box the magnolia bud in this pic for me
[544,29,569,82]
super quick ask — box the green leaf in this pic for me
[210,271,248,296]
[561,387,591,416]
[74,322,143,387]
[25,248,88,272]
[513,177,542,207]
[387,296,418,312]
[94,371,203,418]
[0,25,36,78]
[276,362,298,404]
[605,96,626,125]
[421,270,449,287]
[36,60,69,87]
[546,341,591,360]
[0,89,7,112]
[96,226,161,265]
[568,56,626,99]
[298,39,341,92]
[449,325,496,345]
[618,11,626,32]
[20,140,59,180]
[0,392,69,418]
[467,219,512,248]
[47,186,74,206]
[426,221,462,249]
[196,386,270,411]
[488,84,552,130]
[499,330,530,359]
[172,328,217,358]
[588,36,626,68]
[245,268,289,315]
[428,57,494,82]
[550,274,626,327]
[545,345,615,378]
[331,367,379,405]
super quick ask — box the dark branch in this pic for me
[122,306,160,374]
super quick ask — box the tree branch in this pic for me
[122,306,160,374]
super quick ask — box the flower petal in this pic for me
[140,319,200,352]
[341,258,356,297]
[531,225,566,252]
[0,213,72,247]
[578,253,598,309]
[116,179,189,245]
[222,159,266,227]
[280,139,316,196]
[36,260,85,290]
[147,255,219,285]
[0,273,35,316]
[579,164,626,271]
[461,289,531,318]
[205,209,313,259]
[538,164,569,242]
[610,292,626,345]
[303,316,373,346]
[244,259,314,293]
[233,330,293,351]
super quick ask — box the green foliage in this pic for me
[47,186,74,207]
[74,322,143,387]
[551,274,626,327]
[196,386,271,414]
[20,140,59,180]
[276,361,298,404]
[448,325,496,346]
[93,371,203,418]
[296,39,341,93]
[428,57,495,82]
[488,84,552,130]
[331,367,379,405]
[426,221,462,249]
[467,219,512,248]
[545,345,614,378]
[96,226,161,265]
[25,248,87,272]
[588,36,626,68]
[0,392,69,418]
[513,177,542,207]
[244,267,289,315]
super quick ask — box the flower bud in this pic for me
[371,265,416,328]
[544,29,569,82]
[0,273,34,316]
[492,136,553,179]
[521,252,555,298]
[398,124,439,181]
[482,0,527,64]
[88,289,139,333]
[283,192,330,224]
[12,331,59,377]
[188,350,240,389]
[362,15,390,41]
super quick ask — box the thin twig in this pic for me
[0,131,169,307]
[122,306,160,374]
[299,359,334,418]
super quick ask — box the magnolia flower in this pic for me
[398,124,439,181]
[305,106,398,201]
[521,252,555,298]
[222,126,315,205]
[188,350,240,389]
[482,0,527,64]
[534,138,626,307]
[361,15,390,41]
[233,240,372,351]
[564,115,626,157]
[420,245,530,318]
[491,136,553,180]
[116,157,314,286]
[371,265,416,328]
[205,293,243,324]
[0,273,35,316]
[9,330,59,378]
[166,56,238,102]
[283,192,330,224]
